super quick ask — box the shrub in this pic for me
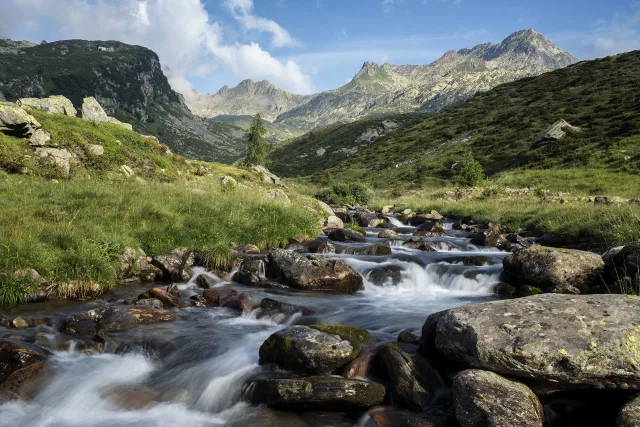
[315,182,374,205]
[456,152,484,187]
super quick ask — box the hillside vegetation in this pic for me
[0,109,320,304]
[305,50,640,190]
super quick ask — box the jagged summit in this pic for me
[189,29,578,131]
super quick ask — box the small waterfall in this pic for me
[385,215,405,227]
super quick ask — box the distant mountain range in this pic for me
[188,29,577,133]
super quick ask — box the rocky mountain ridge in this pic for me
[0,39,247,163]
[189,29,577,132]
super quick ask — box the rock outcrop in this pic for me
[81,97,109,122]
[428,294,640,390]
[17,95,77,116]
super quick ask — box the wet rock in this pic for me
[492,282,516,298]
[62,307,175,336]
[335,211,355,224]
[398,331,420,345]
[502,246,603,294]
[202,288,238,307]
[325,215,344,229]
[367,407,456,427]
[433,294,640,390]
[343,350,374,379]
[335,243,392,256]
[266,249,364,293]
[151,248,194,282]
[235,255,267,286]
[259,325,360,375]
[408,211,443,226]
[310,324,375,354]
[617,395,640,427]
[137,287,180,308]
[195,274,221,289]
[379,230,400,239]
[358,212,385,228]
[0,339,49,385]
[328,228,366,243]
[402,239,436,252]
[0,361,51,401]
[10,317,29,329]
[103,385,158,410]
[122,307,176,324]
[135,298,165,309]
[61,311,99,336]
[98,307,140,332]
[376,342,439,410]
[249,376,385,411]
[454,369,543,427]
[308,239,336,254]
[365,264,406,287]
[259,298,313,316]
[469,227,507,249]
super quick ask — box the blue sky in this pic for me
[1,0,639,96]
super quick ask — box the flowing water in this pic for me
[0,215,506,427]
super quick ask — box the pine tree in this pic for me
[456,151,484,187]
[245,113,268,166]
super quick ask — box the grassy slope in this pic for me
[318,50,640,189]
[268,113,425,177]
[0,110,321,304]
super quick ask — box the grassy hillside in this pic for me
[316,50,640,189]
[0,109,321,304]
[0,39,247,164]
[268,113,424,177]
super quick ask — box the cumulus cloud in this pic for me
[225,0,300,48]
[0,0,313,95]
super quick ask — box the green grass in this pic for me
[307,50,640,188]
[374,189,640,246]
[0,175,320,304]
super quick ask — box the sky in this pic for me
[0,0,639,97]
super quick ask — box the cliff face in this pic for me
[0,39,247,163]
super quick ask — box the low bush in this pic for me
[315,182,374,205]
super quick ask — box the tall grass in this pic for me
[0,175,320,303]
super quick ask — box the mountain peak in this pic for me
[355,61,382,79]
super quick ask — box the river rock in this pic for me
[259,298,313,317]
[603,241,640,284]
[249,376,385,411]
[379,230,400,239]
[0,361,51,401]
[454,369,543,427]
[367,407,456,427]
[202,288,238,307]
[0,339,49,385]
[402,239,436,252]
[10,317,28,329]
[398,331,421,345]
[137,288,180,308]
[195,274,221,289]
[376,342,439,410]
[469,227,507,249]
[431,294,640,390]
[151,248,194,282]
[259,325,360,375]
[328,228,366,243]
[18,95,77,116]
[335,243,392,256]
[81,97,109,122]
[135,298,164,309]
[408,212,443,226]
[62,307,175,336]
[308,239,336,254]
[343,350,374,379]
[265,249,364,293]
[357,212,385,228]
[365,264,406,287]
[502,246,603,293]
[325,215,344,229]
[617,395,640,427]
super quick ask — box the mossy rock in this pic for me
[310,324,375,354]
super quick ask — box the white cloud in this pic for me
[225,0,300,48]
[0,0,313,95]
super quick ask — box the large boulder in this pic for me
[502,246,603,294]
[259,325,363,375]
[617,395,640,427]
[137,288,180,308]
[266,249,364,293]
[0,339,49,385]
[431,294,640,390]
[35,147,77,175]
[454,369,543,427]
[335,243,392,256]
[249,376,385,411]
[376,343,439,410]
[0,361,51,401]
[603,241,640,286]
[18,95,77,116]
[81,97,109,122]
[62,306,176,336]
[0,104,41,137]
[151,248,194,282]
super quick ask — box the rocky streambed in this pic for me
[1,208,639,427]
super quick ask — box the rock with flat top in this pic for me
[18,95,77,116]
